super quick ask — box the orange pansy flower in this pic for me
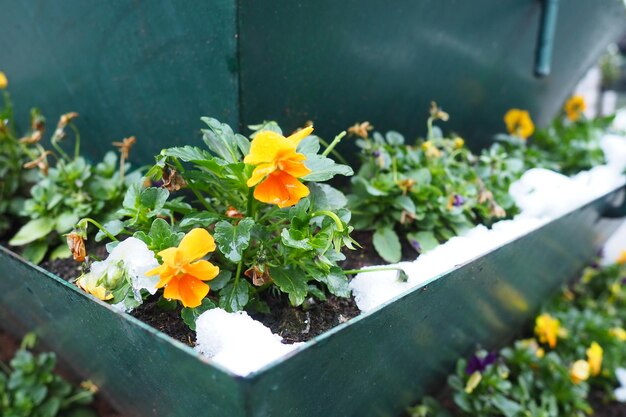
[145,228,220,308]
[564,95,586,121]
[244,126,313,208]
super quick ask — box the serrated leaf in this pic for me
[201,117,240,162]
[302,155,353,182]
[208,270,232,291]
[270,267,308,306]
[181,298,216,330]
[179,212,219,228]
[297,135,321,155]
[280,228,313,250]
[219,279,250,312]
[309,183,347,211]
[10,218,55,246]
[214,218,255,262]
[373,227,401,263]
[312,267,350,298]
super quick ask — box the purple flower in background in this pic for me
[372,149,381,157]
[453,194,465,207]
[466,351,497,375]
[410,239,422,253]
[621,277,626,285]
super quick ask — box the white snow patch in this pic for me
[195,309,302,376]
[101,237,160,295]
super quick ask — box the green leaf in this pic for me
[385,130,405,146]
[163,146,213,162]
[214,218,255,262]
[373,227,401,263]
[280,228,313,250]
[312,267,350,298]
[309,183,347,211]
[50,244,71,261]
[55,212,79,234]
[302,155,353,182]
[95,220,125,242]
[352,176,387,196]
[179,212,218,228]
[406,231,439,253]
[10,218,55,246]
[393,195,416,214]
[181,298,216,330]
[270,267,308,306]
[297,135,321,155]
[209,270,232,291]
[201,117,241,162]
[146,218,183,252]
[219,280,250,312]
[22,241,49,264]
[491,394,523,417]
[140,187,169,212]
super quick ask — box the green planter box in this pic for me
[0,0,624,162]
[1,185,624,417]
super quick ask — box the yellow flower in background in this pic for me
[535,313,561,348]
[453,137,465,149]
[464,371,482,394]
[617,250,626,265]
[610,327,626,341]
[244,126,313,208]
[421,140,441,158]
[0,72,7,90]
[146,228,220,308]
[586,342,603,376]
[564,95,586,121]
[504,109,535,139]
[570,360,590,384]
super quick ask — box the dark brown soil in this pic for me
[0,328,124,417]
[130,294,195,346]
[252,292,361,343]
[41,245,108,281]
[590,389,626,417]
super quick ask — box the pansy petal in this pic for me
[184,260,220,281]
[276,171,310,208]
[178,275,210,308]
[286,126,314,146]
[280,158,311,179]
[145,264,168,277]
[253,172,291,206]
[247,162,277,187]
[163,276,182,301]
[178,228,216,262]
[157,247,179,267]
[244,131,293,165]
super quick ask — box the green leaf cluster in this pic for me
[101,118,355,319]
[0,335,95,417]
[410,260,626,417]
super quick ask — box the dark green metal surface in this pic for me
[1,0,625,164]
[0,1,239,163]
[1,185,624,417]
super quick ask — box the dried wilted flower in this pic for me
[244,265,272,287]
[162,167,187,192]
[80,380,99,394]
[59,112,79,127]
[348,121,373,139]
[400,210,417,225]
[478,188,494,204]
[23,150,52,175]
[225,206,244,219]
[113,136,136,161]
[19,129,43,144]
[490,203,506,218]
[397,178,416,195]
[66,231,86,262]
[429,101,449,122]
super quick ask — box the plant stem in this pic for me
[172,158,214,212]
[70,123,80,159]
[311,210,344,232]
[246,187,255,218]
[321,131,347,158]
[62,390,96,408]
[51,139,71,162]
[318,137,349,165]
[426,116,434,140]
[78,218,119,242]
[342,266,405,275]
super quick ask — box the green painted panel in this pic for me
[0,0,239,165]
[238,0,626,152]
[245,188,624,417]
[0,247,247,417]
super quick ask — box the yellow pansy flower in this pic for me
[564,95,586,121]
[586,342,603,376]
[421,140,441,158]
[535,313,561,348]
[0,72,7,90]
[617,250,626,265]
[76,274,113,301]
[570,360,590,384]
[244,126,313,208]
[146,228,220,308]
[610,327,626,341]
[504,109,535,140]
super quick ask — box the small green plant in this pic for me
[8,114,140,264]
[346,103,512,263]
[81,117,360,322]
[0,333,96,417]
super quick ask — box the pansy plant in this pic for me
[89,117,355,322]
